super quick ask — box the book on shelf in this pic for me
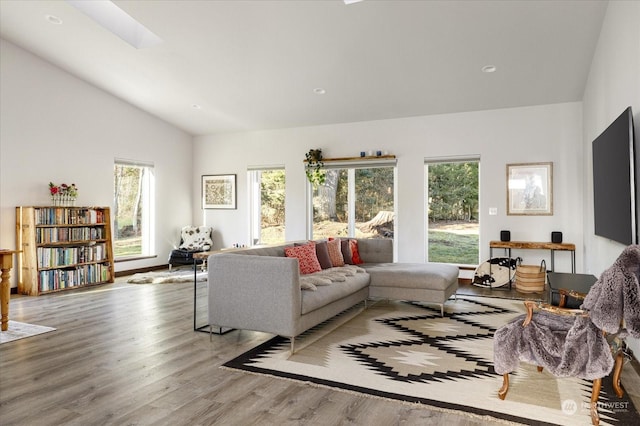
[38,263,111,292]
[35,207,104,225]
[36,226,105,243]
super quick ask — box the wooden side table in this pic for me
[489,241,576,273]
[1,249,21,331]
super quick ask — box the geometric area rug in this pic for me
[223,297,639,425]
[0,320,56,344]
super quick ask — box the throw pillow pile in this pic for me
[286,238,364,275]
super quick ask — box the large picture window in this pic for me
[310,161,395,240]
[249,167,286,245]
[425,158,479,265]
[113,160,155,258]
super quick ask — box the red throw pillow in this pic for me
[285,242,322,274]
[349,239,363,264]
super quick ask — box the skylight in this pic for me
[66,0,162,49]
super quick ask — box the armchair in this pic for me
[493,245,640,425]
[168,226,213,270]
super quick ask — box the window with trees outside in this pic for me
[425,159,479,265]
[113,160,155,258]
[311,161,395,240]
[249,168,286,245]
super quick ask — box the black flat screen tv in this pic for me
[592,106,638,245]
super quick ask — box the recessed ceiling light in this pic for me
[45,14,63,25]
[482,65,497,73]
[313,88,326,95]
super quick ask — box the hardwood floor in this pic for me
[1,274,638,425]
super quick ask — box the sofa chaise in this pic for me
[207,238,459,352]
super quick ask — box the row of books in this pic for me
[38,264,111,292]
[34,207,105,225]
[37,244,107,268]
[36,226,105,244]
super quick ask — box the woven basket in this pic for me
[515,259,546,293]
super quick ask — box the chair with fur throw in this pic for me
[493,245,640,425]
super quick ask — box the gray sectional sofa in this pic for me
[207,238,458,351]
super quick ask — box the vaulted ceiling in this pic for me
[0,0,608,136]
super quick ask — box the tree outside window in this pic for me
[113,161,154,258]
[250,169,285,245]
[425,160,479,265]
[312,166,395,240]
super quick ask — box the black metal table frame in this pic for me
[487,244,576,291]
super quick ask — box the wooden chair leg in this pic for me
[498,373,509,400]
[612,351,625,398]
[590,377,602,426]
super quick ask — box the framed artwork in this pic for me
[507,162,553,215]
[202,174,236,209]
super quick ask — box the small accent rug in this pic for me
[223,297,639,425]
[127,270,207,284]
[0,321,56,344]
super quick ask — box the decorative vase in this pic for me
[51,194,76,206]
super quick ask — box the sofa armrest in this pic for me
[208,253,301,337]
[356,238,393,263]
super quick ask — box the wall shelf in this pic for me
[304,154,396,164]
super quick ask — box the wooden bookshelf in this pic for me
[16,206,115,296]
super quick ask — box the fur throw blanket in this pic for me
[582,245,640,339]
[493,311,613,379]
[493,245,640,379]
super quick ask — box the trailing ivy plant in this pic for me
[305,149,326,186]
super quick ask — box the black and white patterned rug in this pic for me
[224,297,639,425]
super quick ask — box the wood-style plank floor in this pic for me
[1,273,639,426]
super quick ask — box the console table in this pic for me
[489,241,576,273]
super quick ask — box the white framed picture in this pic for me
[202,174,237,209]
[507,162,553,215]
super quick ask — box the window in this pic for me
[249,167,286,245]
[310,161,395,240]
[425,158,479,265]
[113,160,155,258]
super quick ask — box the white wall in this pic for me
[581,1,640,356]
[194,101,584,272]
[0,39,194,284]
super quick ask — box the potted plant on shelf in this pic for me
[305,149,326,186]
